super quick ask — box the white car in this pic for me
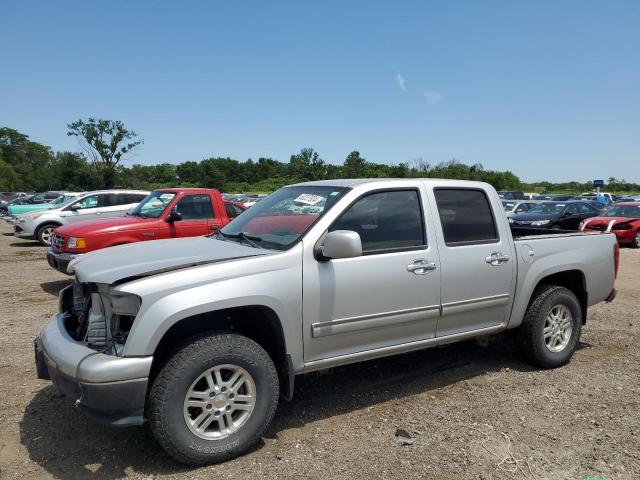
[502,200,543,219]
[13,190,149,245]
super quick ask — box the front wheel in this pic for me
[36,223,59,246]
[518,285,582,368]
[148,333,279,465]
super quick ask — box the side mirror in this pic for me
[166,210,182,223]
[321,230,362,260]
[70,203,82,211]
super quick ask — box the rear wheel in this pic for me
[36,223,59,246]
[149,333,279,465]
[518,285,582,368]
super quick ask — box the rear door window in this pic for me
[434,189,498,246]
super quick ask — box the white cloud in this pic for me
[424,91,444,105]
[395,73,407,92]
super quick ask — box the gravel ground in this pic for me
[0,221,638,480]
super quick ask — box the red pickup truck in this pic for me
[47,188,245,274]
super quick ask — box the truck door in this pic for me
[430,187,516,337]
[302,186,442,362]
[168,193,215,237]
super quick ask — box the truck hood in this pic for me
[56,216,155,236]
[70,236,272,284]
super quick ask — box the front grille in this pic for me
[51,233,65,251]
[514,220,532,225]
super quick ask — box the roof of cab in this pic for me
[155,188,217,194]
[289,178,488,188]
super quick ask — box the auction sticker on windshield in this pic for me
[294,193,324,205]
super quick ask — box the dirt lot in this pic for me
[0,222,638,480]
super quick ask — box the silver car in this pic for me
[13,190,149,245]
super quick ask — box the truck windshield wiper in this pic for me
[217,231,264,249]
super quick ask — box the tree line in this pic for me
[1,123,638,194]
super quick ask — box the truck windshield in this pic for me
[129,192,176,218]
[219,186,349,250]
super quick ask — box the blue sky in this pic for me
[1,1,639,183]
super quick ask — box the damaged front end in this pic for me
[35,279,152,427]
[61,279,141,356]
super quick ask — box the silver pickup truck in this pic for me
[34,179,618,465]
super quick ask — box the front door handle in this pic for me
[485,252,510,266]
[407,259,437,275]
[209,225,220,232]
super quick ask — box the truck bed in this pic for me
[510,226,596,241]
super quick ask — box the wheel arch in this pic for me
[528,269,588,324]
[148,305,294,401]
[36,221,63,243]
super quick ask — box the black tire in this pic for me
[36,223,59,246]
[148,333,279,465]
[518,285,582,369]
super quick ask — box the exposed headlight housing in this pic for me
[531,220,551,226]
[17,217,26,223]
[67,237,86,249]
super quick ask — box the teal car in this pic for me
[8,193,80,217]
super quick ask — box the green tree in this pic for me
[0,159,19,191]
[343,151,367,177]
[289,148,326,181]
[0,127,55,190]
[67,118,143,188]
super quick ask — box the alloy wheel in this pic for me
[183,364,256,440]
[40,227,54,245]
[543,304,573,353]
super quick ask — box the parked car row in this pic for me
[4,187,637,284]
[0,191,67,216]
[509,200,604,230]
[46,188,245,274]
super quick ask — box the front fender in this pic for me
[118,245,304,367]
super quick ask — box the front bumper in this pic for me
[47,248,80,275]
[14,223,35,239]
[35,312,153,427]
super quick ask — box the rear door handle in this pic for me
[407,259,437,275]
[485,252,510,266]
[210,225,220,232]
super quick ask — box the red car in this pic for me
[47,188,246,274]
[580,202,640,248]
